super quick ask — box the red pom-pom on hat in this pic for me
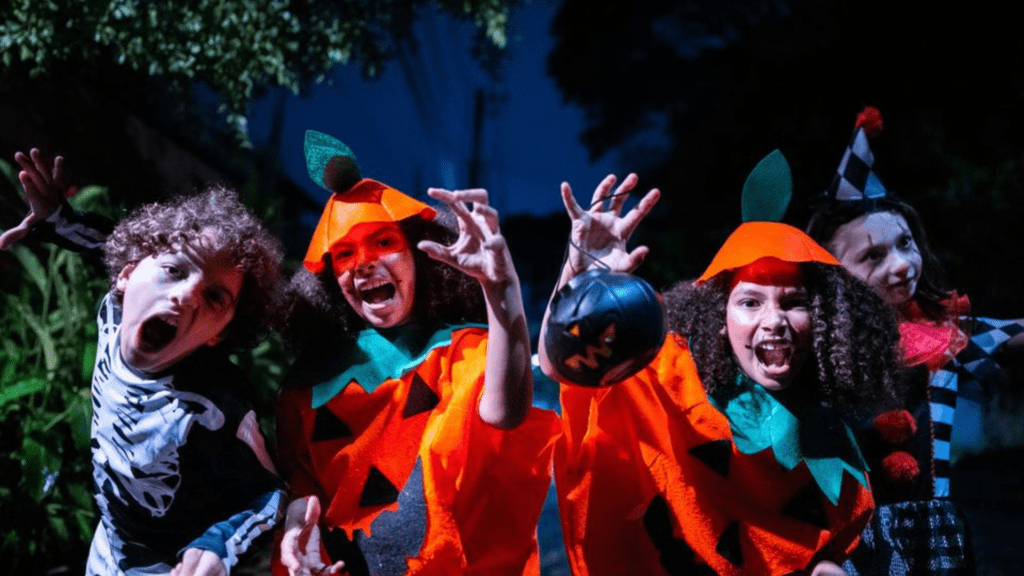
[874,409,917,445]
[881,450,920,484]
[855,106,884,139]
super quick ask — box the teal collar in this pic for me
[710,375,868,505]
[310,323,485,408]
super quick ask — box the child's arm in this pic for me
[0,148,112,252]
[537,174,660,377]
[177,487,286,575]
[416,188,531,430]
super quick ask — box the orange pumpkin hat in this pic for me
[696,151,840,285]
[302,130,436,273]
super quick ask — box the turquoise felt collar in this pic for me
[710,375,869,505]
[310,323,485,408]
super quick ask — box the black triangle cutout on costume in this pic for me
[781,484,828,528]
[359,466,400,508]
[312,406,353,442]
[642,495,719,576]
[402,374,440,419]
[715,521,743,566]
[688,439,732,477]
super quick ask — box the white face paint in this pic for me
[726,281,812,390]
[828,211,922,307]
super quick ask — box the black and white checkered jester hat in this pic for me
[826,106,888,202]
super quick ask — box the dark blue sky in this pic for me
[245,0,621,219]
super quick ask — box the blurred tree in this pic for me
[1,0,515,140]
[547,0,1024,316]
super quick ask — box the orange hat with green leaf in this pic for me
[302,130,436,273]
[696,150,839,285]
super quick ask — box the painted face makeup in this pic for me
[115,236,243,374]
[827,211,922,307]
[331,221,416,328]
[726,280,812,390]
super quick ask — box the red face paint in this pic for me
[330,222,410,276]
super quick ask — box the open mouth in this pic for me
[754,341,792,368]
[139,317,178,352]
[359,283,396,304]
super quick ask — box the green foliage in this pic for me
[0,0,516,141]
[0,172,113,572]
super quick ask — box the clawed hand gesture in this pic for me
[559,173,660,279]
[417,188,515,287]
[279,496,345,576]
[0,148,68,250]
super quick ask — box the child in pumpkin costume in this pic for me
[274,132,559,576]
[806,107,1024,574]
[539,153,902,575]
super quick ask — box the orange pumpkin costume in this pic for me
[277,325,559,575]
[553,221,874,575]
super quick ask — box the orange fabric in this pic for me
[697,222,840,284]
[554,334,873,576]
[304,179,436,273]
[276,327,559,575]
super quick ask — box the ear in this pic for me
[206,327,230,348]
[115,263,137,293]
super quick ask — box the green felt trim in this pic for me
[741,149,792,223]
[711,375,868,505]
[304,130,361,192]
[310,323,486,408]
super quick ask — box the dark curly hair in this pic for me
[282,210,487,358]
[103,186,284,350]
[805,196,953,322]
[664,262,901,415]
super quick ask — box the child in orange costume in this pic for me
[540,153,901,575]
[273,132,559,576]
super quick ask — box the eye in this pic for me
[162,265,184,279]
[863,248,885,263]
[737,298,761,308]
[334,248,354,259]
[896,234,915,249]
[377,237,393,248]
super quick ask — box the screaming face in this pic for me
[725,280,812,390]
[332,222,416,329]
[115,236,243,374]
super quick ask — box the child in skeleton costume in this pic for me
[273,132,559,576]
[0,150,286,576]
[539,153,902,576]
[806,107,1024,574]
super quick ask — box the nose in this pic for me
[760,304,789,334]
[889,252,911,280]
[169,276,202,308]
[355,249,377,274]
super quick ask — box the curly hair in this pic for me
[805,196,953,322]
[282,210,487,358]
[664,262,901,415]
[103,186,284,350]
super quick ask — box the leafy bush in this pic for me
[0,179,114,573]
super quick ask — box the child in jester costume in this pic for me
[274,131,559,576]
[806,107,1024,574]
[539,154,902,575]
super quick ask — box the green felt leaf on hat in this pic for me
[304,130,362,193]
[741,149,792,223]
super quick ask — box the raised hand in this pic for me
[417,188,515,288]
[170,548,226,576]
[559,173,660,281]
[279,496,345,576]
[0,148,68,250]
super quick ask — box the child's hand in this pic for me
[0,148,68,250]
[170,548,226,576]
[559,173,660,279]
[418,188,515,288]
[280,496,345,576]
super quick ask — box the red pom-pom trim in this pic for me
[881,450,920,484]
[873,409,917,445]
[855,106,884,139]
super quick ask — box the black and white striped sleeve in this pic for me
[29,202,113,252]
